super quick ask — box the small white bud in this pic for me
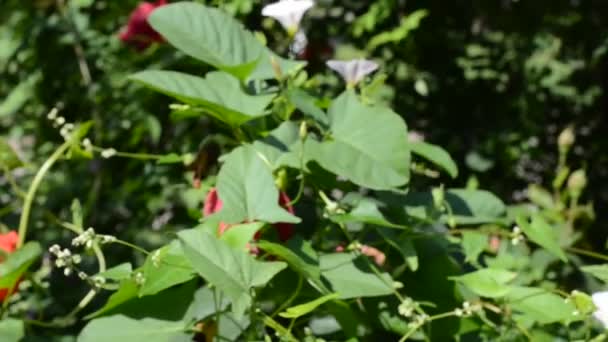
[101,148,117,159]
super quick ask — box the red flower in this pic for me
[203,188,295,242]
[119,0,167,50]
[0,231,19,302]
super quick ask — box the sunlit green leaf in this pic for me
[279,293,340,319]
[450,268,516,298]
[411,141,458,178]
[79,315,188,342]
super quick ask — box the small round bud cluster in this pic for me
[49,244,82,276]
[81,138,93,153]
[151,250,162,268]
[72,228,96,249]
[510,225,525,246]
[72,227,116,250]
[558,126,575,154]
[567,169,587,199]
[101,148,117,159]
[398,297,418,318]
[47,108,76,141]
[134,271,146,286]
[411,313,429,327]
[453,301,481,317]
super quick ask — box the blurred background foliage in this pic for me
[1,0,608,336]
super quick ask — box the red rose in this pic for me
[119,0,167,50]
[203,188,295,242]
[0,231,20,302]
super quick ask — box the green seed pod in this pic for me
[558,126,575,154]
[567,169,587,199]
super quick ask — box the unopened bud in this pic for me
[567,169,587,199]
[558,126,575,154]
[431,186,445,210]
[299,121,308,140]
[270,56,283,81]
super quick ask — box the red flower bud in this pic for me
[202,188,295,242]
[119,0,167,50]
[0,231,19,302]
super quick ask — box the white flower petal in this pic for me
[262,0,314,32]
[592,291,608,328]
[327,59,379,85]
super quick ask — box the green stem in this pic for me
[112,239,151,255]
[288,138,307,207]
[17,140,71,248]
[91,146,167,161]
[271,274,303,317]
[566,246,608,262]
[262,314,298,342]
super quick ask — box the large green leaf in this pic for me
[96,263,132,281]
[450,268,516,298]
[410,141,458,178]
[506,287,578,324]
[85,280,139,319]
[220,222,265,251]
[0,242,41,289]
[178,229,287,316]
[461,231,487,264]
[130,71,274,127]
[0,319,23,342]
[215,145,300,224]
[139,240,197,297]
[79,315,188,342]
[320,252,394,299]
[517,215,567,262]
[149,2,303,80]
[287,89,329,129]
[312,90,410,190]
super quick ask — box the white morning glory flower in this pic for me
[592,291,608,328]
[262,0,314,34]
[326,59,379,86]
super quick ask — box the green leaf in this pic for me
[183,286,230,323]
[527,184,555,209]
[320,252,394,299]
[139,240,196,297]
[410,141,458,178]
[518,215,567,262]
[450,268,516,298]
[130,71,274,127]
[96,263,132,281]
[312,90,410,190]
[366,10,428,51]
[148,2,262,79]
[79,315,188,342]
[581,264,608,283]
[0,72,40,118]
[0,137,23,171]
[251,121,300,170]
[216,145,300,224]
[0,318,24,342]
[257,238,327,293]
[506,287,578,324]
[279,293,340,319]
[461,231,487,264]
[149,2,303,80]
[329,196,406,229]
[85,280,139,319]
[0,242,41,289]
[287,89,329,129]
[402,189,506,225]
[220,222,265,251]
[178,229,287,316]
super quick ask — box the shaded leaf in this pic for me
[410,141,458,178]
[320,252,393,299]
[0,242,41,289]
[461,231,487,264]
[506,286,578,324]
[139,240,196,297]
[178,229,287,316]
[0,319,23,342]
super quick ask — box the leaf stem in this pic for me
[17,140,71,248]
